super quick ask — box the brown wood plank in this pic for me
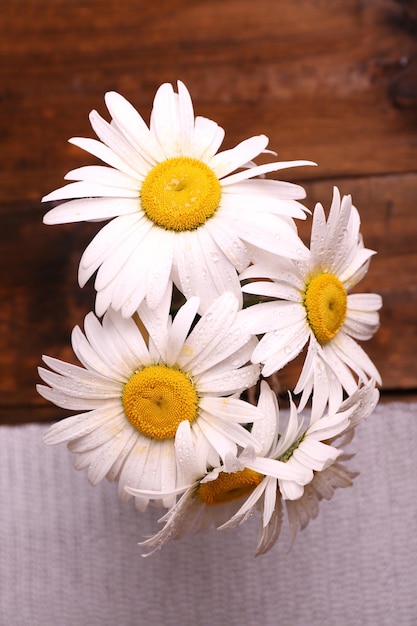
[1,0,417,205]
[1,0,416,422]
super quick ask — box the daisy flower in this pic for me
[129,379,378,556]
[37,292,263,510]
[42,80,314,316]
[241,186,382,419]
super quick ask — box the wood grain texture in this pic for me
[1,0,416,423]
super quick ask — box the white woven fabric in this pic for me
[1,401,416,626]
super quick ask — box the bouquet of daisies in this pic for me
[37,81,381,556]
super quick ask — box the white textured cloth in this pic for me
[1,401,416,626]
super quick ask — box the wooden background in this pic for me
[1,0,416,424]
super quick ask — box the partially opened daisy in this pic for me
[42,80,314,316]
[129,379,378,556]
[218,378,378,552]
[241,186,382,418]
[37,292,263,510]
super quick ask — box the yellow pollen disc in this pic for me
[140,156,222,231]
[197,468,264,506]
[303,273,347,344]
[122,365,199,440]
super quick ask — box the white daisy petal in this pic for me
[331,332,382,385]
[221,189,308,220]
[279,479,305,501]
[176,80,196,156]
[195,417,238,461]
[71,325,125,382]
[78,212,142,273]
[150,82,182,158]
[198,414,260,458]
[166,297,200,365]
[239,257,306,289]
[89,109,150,176]
[135,439,166,494]
[210,135,269,179]
[249,382,279,454]
[68,136,140,179]
[225,178,306,200]
[106,429,138,483]
[252,321,309,375]
[261,476,278,527]
[43,181,139,202]
[173,232,214,308]
[106,229,166,315]
[43,197,139,225]
[42,403,119,444]
[242,279,301,302]
[64,165,140,191]
[199,396,261,424]
[157,440,178,508]
[272,397,302,458]
[37,384,106,411]
[174,420,200,484]
[219,479,269,530]
[68,410,127,453]
[92,221,150,291]
[116,435,152,501]
[190,325,256,378]
[106,310,149,366]
[230,206,309,260]
[249,456,312,483]
[220,160,315,185]
[191,115,225,162]
[104,90,164,165]
[344,309,381,340]
[143,230,175,310]
[348,292,383,312]
[314,342,358,395]
[38,366,120,399]
[197,365,259,394]
[339,248,376,284]
[174,229,243,314]
[293,440,341,472]
[179,292,238,366]
[204,215,249,273]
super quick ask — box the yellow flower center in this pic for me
[122,365,199,440]
[303,273,347,344]
[197,468,264,506]
[140,157,222,231]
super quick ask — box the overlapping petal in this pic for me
[129,380,378,556]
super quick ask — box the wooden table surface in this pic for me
[1,0,416,423]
